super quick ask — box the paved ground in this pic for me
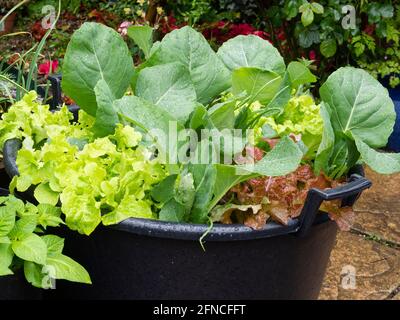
[319,167,400,300]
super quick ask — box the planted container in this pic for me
[50,175,369,300]
[2,145,371,299]
[2,22,397,300]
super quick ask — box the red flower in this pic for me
[309,50,317,61]
[228,23,255,38]
[252,30,271,40]
[203,20,229,42]
[38,60,59,76]
[274,27,286,41]
[363,24,375,36]
[31,21,47,41]
[216,20,226,28]
[161,15,180,34]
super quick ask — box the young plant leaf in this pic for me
[189,104,214,130]
[208,100,236,130]
[9,215,37,239]
[159,199,186,222]
[62,22,134,116]
[92,79,118,137]
[42,235,64,255]
[217,35,286,75]
[301,7,314,27]
[37,204,63,229]
[320,39,337,58]
[287,61,317,89]
[24,261,45,288]
[153,26,231,104]
[232,67,282,105]
[208,164,252,210]
[115,95,183,159]
[135,63,197,122]
[46,253,91,284]
[0,206,16,236]
[174,172,196,216]
[34,183,59,206]
[101,197,153,226]
[327,137,360,179]
[314,102,334,175]
[190,164,217,223]
[320,67,395,148]
[127,25,153,59]
[311,2,324,14]
[266,71,291,112]
[240,136,303,177]
[150,174,178,204]
[12,233,47,265]
[0,243,14,276]
[355,137,400,174]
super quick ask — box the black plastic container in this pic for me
[0,188,42,300]
[0,273,42,300]
[2,139,372,299]
[49,216,338,300]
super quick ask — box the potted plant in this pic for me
[1,22,399,299]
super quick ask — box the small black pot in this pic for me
[2,139,371,299]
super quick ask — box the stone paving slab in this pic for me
[353,167,400,245]
[319,231,400,300]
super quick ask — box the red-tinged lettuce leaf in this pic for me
[227,164,333,227]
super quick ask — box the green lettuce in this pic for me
[0,91,94,149]
[256,94,323,157]
[3,98,167,235]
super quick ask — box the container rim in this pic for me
[109,212,331,242]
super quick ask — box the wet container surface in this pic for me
[47,216,337,300]
[43,166,370,300]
